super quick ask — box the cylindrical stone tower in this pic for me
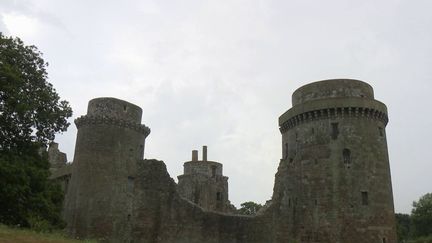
[274,79,396,243]
[64,97,150,241]
[177,146,233,213]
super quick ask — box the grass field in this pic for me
[0,224,96,243]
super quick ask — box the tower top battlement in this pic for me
[182,146,224,177]
[292,79,374,106]
[87,97,142,123]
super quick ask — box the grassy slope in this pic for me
[0,224,95,243]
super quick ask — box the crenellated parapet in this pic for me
[279,106,388,133]
[75,115,151,137]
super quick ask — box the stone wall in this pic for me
[63,79,397,243]
[131,159,273,243]
[48,142,67,169]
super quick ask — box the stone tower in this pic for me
[274,79,396,243]
[64,97,150,241]
[177,146,233,213]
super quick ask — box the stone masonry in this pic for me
[177,146,236,213]
[48,142,72,197]
[52,79,397,242]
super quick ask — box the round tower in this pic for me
[64,97,150,241]
[274,79,396,243]
[177,146,233,213]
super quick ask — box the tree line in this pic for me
[396,193,432,243]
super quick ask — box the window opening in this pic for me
[284,143,289,159]
[361,191,369,205]
[127,176,135,192]
[331,123,339,139]
[379,127,384,137]
[194,190,200,204]
[343,149,351,165]
[211,165,217,177]
[216,192,222,201]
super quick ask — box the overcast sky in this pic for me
[1,0,431,213]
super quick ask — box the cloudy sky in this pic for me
[1,0,431,213]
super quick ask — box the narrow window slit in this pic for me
[331,123,339,140]
[343,149,351,166]
[361,191,369,205]
[379,127,384,137]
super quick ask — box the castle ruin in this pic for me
[52,79,397,242]
[177,146,236,213]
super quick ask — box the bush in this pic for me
[27,214,53,233]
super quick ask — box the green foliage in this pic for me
[237,201,263,215]
[396,213,411,242]
[395,193,432,242]
[0,33,70,230]
[28,214,55,233]
[411,193,432,238]
[0,146,65,230]
[408,235,432,243]
[0,32,72,150]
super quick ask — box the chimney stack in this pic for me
[203,146,207,161]
[192,150,198,161]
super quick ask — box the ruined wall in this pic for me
[48,142,73,199]
[48,142,67,169]
[132,159,273,243]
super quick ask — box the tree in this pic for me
[0,33,72,230]
[0,146,64,230]
[237,201,263,215]
[0,32,72,150]
[411,193,432,237]
[395,213,411,242]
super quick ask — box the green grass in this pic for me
[0,224,96,243]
